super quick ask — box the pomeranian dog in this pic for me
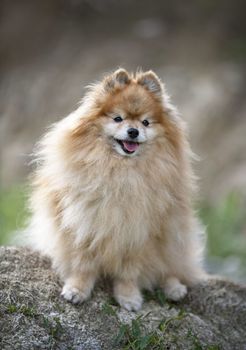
[28,68,205,311]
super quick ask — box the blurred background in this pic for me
[1,0,246,282]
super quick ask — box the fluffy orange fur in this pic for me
[28,69,206,310]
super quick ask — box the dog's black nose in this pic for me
[127,128,139,139]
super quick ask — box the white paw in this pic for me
[164,278,187,301]
[116,294,143,311]
[61,285,88,304]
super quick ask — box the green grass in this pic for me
[113,314,165,350]
[101,301,220,349]
[199,192,246,261]
[0,184,29,244]
[143,288,166,306]
[6,304,38,317]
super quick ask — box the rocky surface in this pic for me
[0,246,246,349]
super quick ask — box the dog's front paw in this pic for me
[61,285,89,304]
[163,277,187,301]
[116,293,143,311]
[114,280,143,311]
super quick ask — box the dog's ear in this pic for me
[104,68,130,92]
[137,71,163,99]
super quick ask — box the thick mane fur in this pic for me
[28,69,205,310]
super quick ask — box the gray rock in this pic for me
[0,246,245,349]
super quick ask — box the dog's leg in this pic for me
[61,270,97,304]
[162,276,187,301]
[114,278,143,311]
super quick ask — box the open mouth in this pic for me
[115,139,139,154]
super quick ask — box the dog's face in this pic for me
[101,85,165,157]
[94,69,175,158]
[105,113,155,157]
[72,69,181,160]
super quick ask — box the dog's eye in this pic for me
[114,116,123,122]
[142,120,149,127]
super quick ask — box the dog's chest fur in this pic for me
[61,159,170,257]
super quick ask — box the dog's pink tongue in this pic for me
[123,141,139,152]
